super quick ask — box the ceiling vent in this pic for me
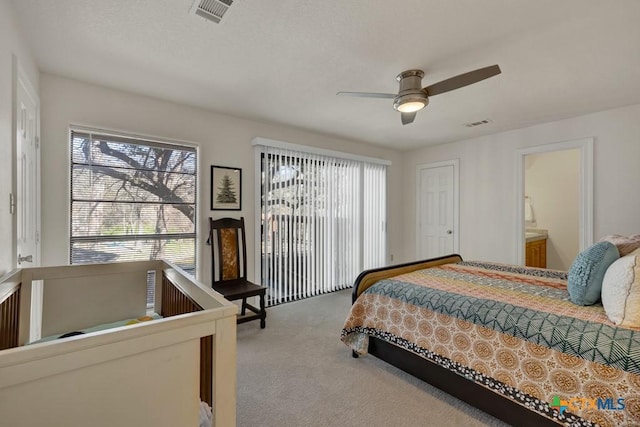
[190,0,234,24]
[464,119,492,128]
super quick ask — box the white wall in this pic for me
[39,74,404,284]
[0,0,39,276]
[525,149,579,270]
[403,103,640,265]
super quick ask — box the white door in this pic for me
[16,73,40,268]
[417,162,457,259]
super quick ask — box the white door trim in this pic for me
[416,159,460,258]
[515,138,593,265]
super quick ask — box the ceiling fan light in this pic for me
[393,93,428,113]
[397,101,426,113]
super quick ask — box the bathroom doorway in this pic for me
[515,138,593,269]
[524,150,579,270]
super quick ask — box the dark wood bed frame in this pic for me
[351,254,560,427]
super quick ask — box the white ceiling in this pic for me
[9,0,640,150]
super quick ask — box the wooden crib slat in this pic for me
[161,272,214,408]
[161,273,202,316]
[0,285,21,350]
[200,335,213,406]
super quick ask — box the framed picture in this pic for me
[211,165,242,210]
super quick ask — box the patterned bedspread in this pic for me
[341,261,640,427]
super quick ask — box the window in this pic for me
[256,141,387,305]
[70,129,197,275]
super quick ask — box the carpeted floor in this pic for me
[236,289,509,427]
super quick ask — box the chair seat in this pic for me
[213,279,266,300]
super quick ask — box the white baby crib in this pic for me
[0,260,237,427]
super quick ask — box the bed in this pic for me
[341,254,640,427]
[0,260,237,427]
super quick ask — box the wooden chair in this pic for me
[208,217,266,328]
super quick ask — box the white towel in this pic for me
[524,196,534,222]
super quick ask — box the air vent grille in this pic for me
[191,0,234,24]
[464,119,492,128]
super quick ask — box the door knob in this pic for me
[446,230,453,235]
[18,254,33,263]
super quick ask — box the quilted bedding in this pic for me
[341,261,640,427]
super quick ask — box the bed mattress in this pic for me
[29,313,163,344]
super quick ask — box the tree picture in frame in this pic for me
[211,165,241,210]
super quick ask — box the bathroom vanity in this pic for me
[525,229,548,268]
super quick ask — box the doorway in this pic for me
[416,159,459,260]
[14,62,41,341]
[515,138,593,267]
[14,64,40,268]
[525,149,579,270]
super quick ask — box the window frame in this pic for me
[68,126,199,274]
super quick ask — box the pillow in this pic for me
[567,241,619,305]
[599,234,640,256]
[602,248,640,327]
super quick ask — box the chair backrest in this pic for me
[209,217,248,284]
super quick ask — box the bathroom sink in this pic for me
[525,230,548,242]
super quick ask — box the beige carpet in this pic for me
[236,289,509,427]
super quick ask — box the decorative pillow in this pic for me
[602,248,640,327]
[599,234,640,256]
[567,241,619,305]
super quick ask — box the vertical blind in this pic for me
[363,162,387,270]
[259,145,387,305]
[70,129,197,274]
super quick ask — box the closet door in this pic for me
[417,161,457,260]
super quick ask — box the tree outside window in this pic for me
[70,130,197,274]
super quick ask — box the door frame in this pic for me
[515,137,593,265]
[415,159,460,258]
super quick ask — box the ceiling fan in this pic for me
[337,64,501,125]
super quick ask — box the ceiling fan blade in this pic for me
[336,91,396,99]
[401,112,417,125]
[425,64,501,97]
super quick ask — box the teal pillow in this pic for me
[567,241,619,305]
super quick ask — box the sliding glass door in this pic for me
[258,145,386,305]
